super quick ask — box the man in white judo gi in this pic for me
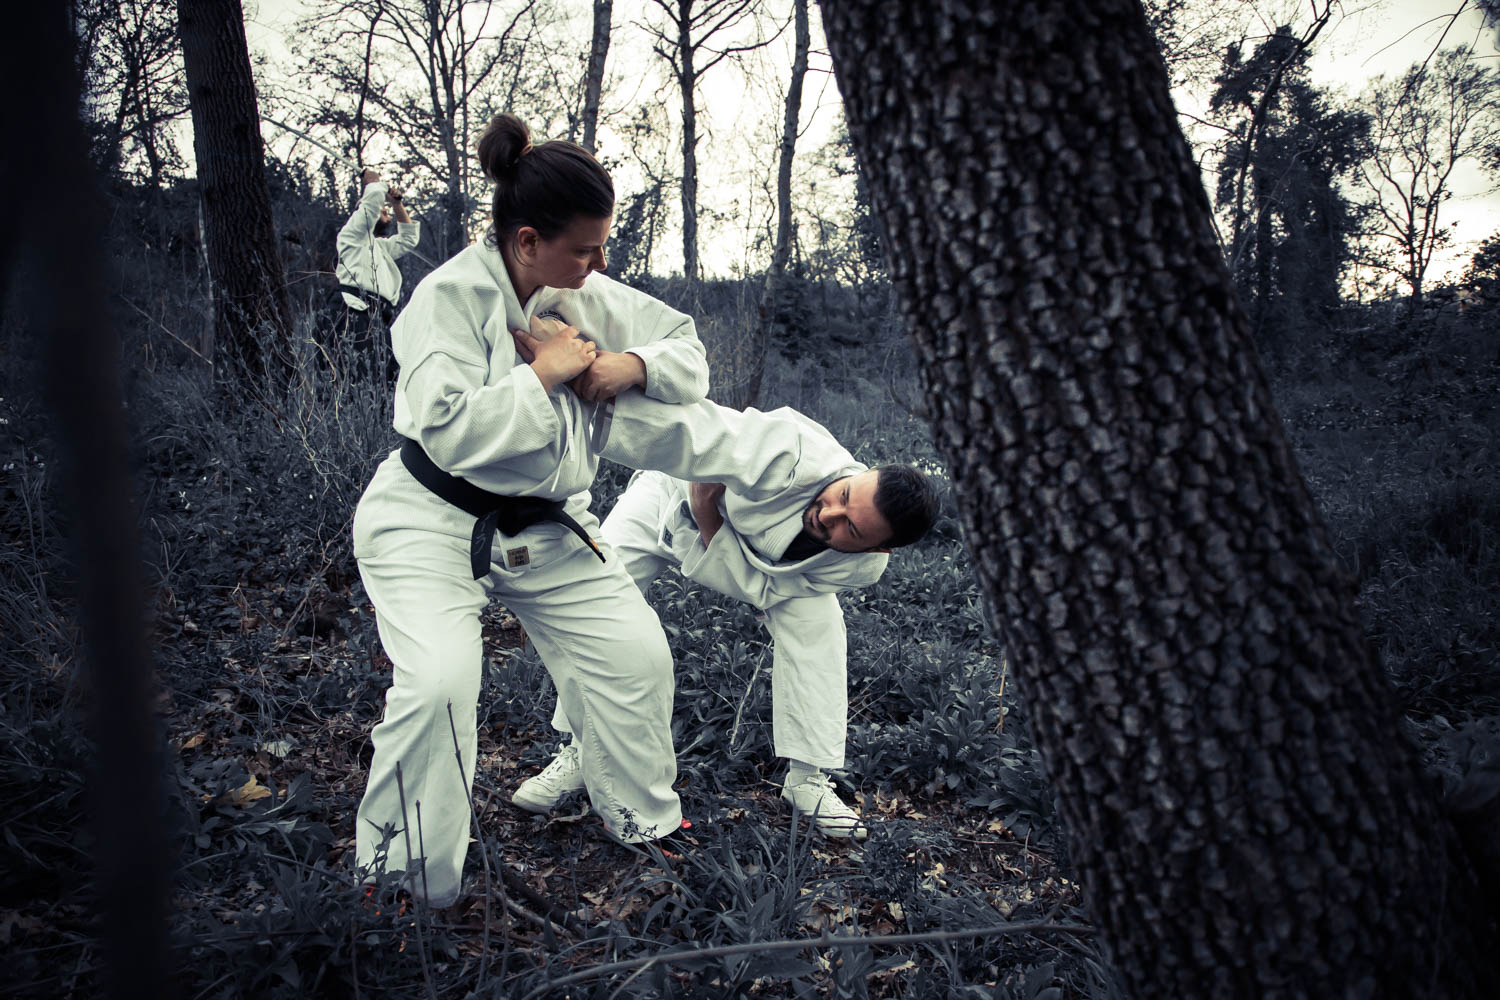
[508,391,940,840]
[332,167,420,377]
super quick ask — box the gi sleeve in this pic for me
[396,273,559,474]
[602,395,804,501]
[381,220,421,261]
[678,526,878,611]
[336,182,386,267]
[624,310,709,404]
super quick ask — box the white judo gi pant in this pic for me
[352,454,680,907]
[549,470,850,769]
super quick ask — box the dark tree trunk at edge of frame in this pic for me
[8,5,172,998]
[178,0,292,384]
[819,0,1499,995]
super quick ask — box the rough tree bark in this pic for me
[581,0,612,153]
[820,0,1498,995]
[12,5,170,998]
[178,0,292,381]
[747,0,808,407]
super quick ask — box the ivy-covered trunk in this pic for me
[820,0,1498,994]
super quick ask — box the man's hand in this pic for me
[689,481,726,546]
[569,350,646,402]
[512,316,597,392]
[385,184,403,203]
[362,167,381,186]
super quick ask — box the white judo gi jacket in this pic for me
[336,181,421,310]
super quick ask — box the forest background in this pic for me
[2,0,1500,997]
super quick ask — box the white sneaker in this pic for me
[512,742,584,814]
[781,772,868,840]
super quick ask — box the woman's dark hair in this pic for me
[478,113,613,247]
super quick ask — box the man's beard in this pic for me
[802,500,826,539]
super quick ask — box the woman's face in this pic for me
[521,215,611,290]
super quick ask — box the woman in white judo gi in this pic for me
[351,114,709,907]
[512,397,940,840]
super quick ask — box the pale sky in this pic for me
[239,0,1499,283]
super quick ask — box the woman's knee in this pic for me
[579,623,672,696]
[388,642,483,714]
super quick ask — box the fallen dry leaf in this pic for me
[223,775,272,808]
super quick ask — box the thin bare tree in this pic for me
[640,0,777,281]
[744,0,810,407]
[298,0,542,257]
[76,0,191,188]
[1355,46,1500,309]
[581,0,613,153]
[821,0,1500,993]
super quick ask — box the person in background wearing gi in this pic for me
[332,167,419,380]
[511,395,940,840]
[351,113,710,909]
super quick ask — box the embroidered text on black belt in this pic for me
[399,438,604,579]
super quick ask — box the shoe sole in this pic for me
[781,793,869,840]
[511,790,554,814]
[512,784,582,814]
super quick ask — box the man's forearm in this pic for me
[690,492,724,546]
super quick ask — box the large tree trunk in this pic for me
[581,0,612,153]
[177,0,291,381]
[12,5,170,998]
[821,1,1498,995]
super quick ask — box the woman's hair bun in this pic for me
[478,113,613,244]
[478,113,531,182]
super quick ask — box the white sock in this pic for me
[785,759,821,785]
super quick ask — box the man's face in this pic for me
[802,469,892,553]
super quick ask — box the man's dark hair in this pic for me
[373,218,395,238]
[873,465,939,548]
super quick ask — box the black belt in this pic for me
[399,438,604,579]
[338,283,389,306]
[338,284,396,320]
